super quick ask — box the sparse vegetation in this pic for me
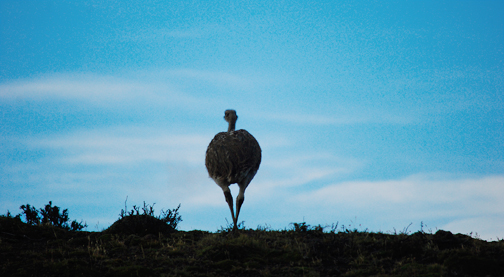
[18,201,87,231]
[104,200,182,236]
[1,203,504,276]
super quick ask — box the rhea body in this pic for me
[205,110,261,230]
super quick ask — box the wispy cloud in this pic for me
[292,174,504,239]
[0,69,258,106]
[243,152,363,209]
[1,126,215,224]
[443,217,504,240]
[261,111,413,125]
[118,24,227,41]
[3,124,503,239]
[29,127,210,165]
[7,124,362,210]
[298,174,504,211]
[166,69,255,89]
[0,73,149,100]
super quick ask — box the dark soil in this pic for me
[1,216,503,276]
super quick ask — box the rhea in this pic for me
[205,110,261,231]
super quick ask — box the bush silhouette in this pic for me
[105,201,182,236]
[19,201,87,231]
[19,204,40,225]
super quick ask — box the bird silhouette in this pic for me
[205,110,261,231]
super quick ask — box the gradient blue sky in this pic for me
[1,0,503,240]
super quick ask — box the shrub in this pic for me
[19,201,87,231]
[106,201,182,236]
[118,201,182,230]
[19,204,40,225]
[289,222,324,233]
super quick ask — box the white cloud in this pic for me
[118,24,227,41]
[4,123,503,240]
[11,126,363,217]
[290,174,504,240]
[298,174,504,211]
[30,127,210,166]
[166,69,255,89]
[1,73,143,100]
[260,110,413,125]
[0,72,207,106]
[1,126,217,224]
[0,69,268,113]
[264,112,356,125]
[253,164,356,197]
[442,216,504,241]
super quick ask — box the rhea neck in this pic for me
[227,118,236,132]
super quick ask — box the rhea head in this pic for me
[224,109,238,132]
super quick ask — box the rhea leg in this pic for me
[235,182,249,230]
[222,188,236,227]
[235,195,244,230]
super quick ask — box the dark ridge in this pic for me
[2,216,504,277]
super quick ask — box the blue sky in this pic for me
[1,0,503,240]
